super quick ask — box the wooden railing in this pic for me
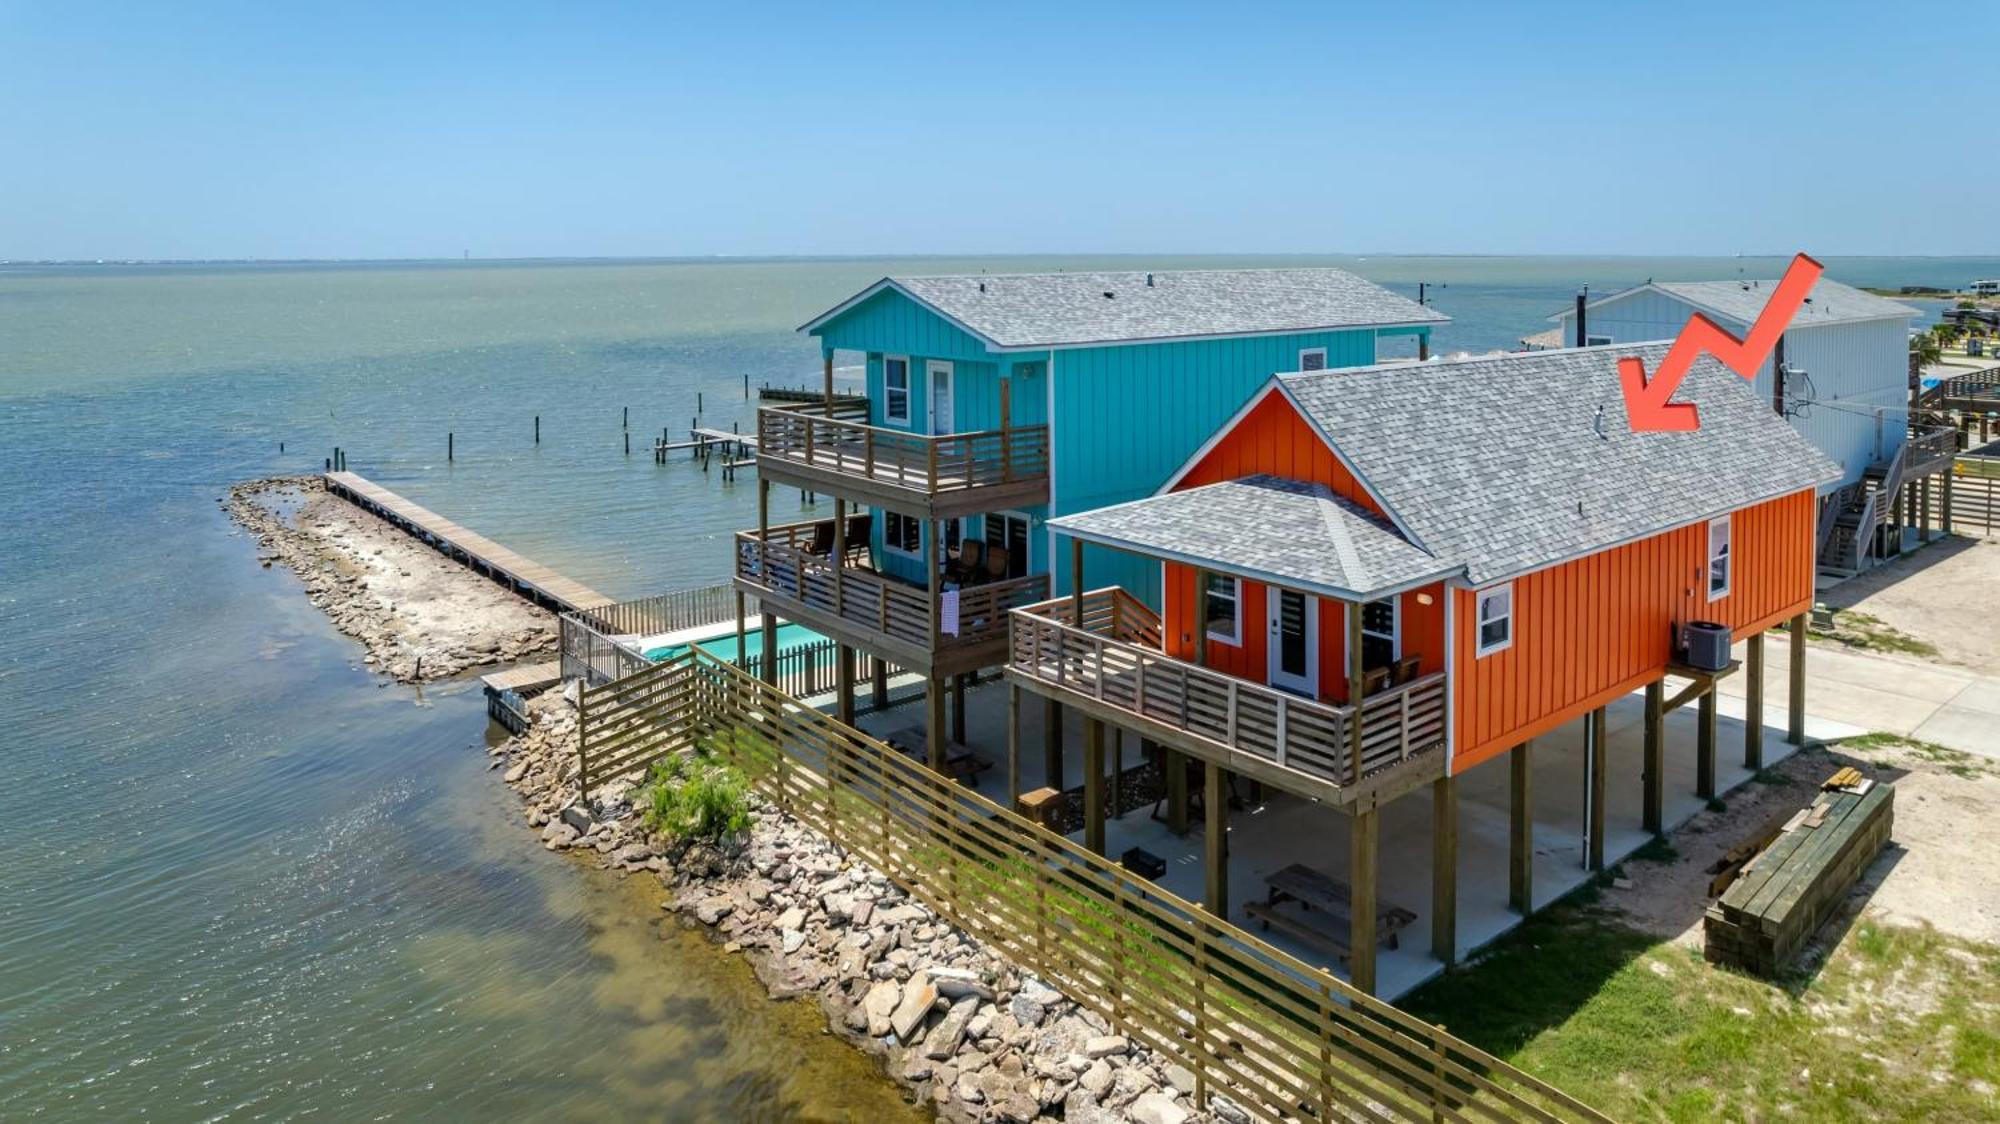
[574,649,1607,1124]
[736,522,1048,656]
[1906,424,1960,474]
[758,402,1049,495]
[1010,590,1445,791]
[560,583,763,686]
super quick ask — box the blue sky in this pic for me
[1,1,1990,260]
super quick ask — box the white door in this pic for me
[1266,587,1318,697]
[927,360,955,435]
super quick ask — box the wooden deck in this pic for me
[323,472,612,616]
[480,660,564,694]
[756,403,1049,518]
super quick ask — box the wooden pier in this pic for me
[323,471,613,616]
[481,660,563,733]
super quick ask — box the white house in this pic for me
[1548,277,1919,489]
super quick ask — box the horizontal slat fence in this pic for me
[1951,459,2000,536]
[576,649,1609,1124]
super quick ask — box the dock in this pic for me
[481,660,563,733]
[322,471,613,616]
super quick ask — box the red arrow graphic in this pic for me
[1615,252,1824,432]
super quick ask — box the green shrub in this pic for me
[638,750,752,843]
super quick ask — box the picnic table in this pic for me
[1243,862,1417,963]
[879,723,994,785]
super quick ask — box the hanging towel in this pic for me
[940,589,960,636]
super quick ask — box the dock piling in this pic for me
[622,405,628,429]
[448,432,454,461]
[624,431,630,455]
[534,415,540,444]
[743,373,750,397]
[698,391,704,414]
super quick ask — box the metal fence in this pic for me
[576,649,1609,1124]
[559,582,759,686]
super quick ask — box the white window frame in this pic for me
[1474,583,1514,657]
[882,354,911,425]
[882,510,921,559]
[1202,573,1241,646]
[1298,346,1328,372]
[1707,515,1732,601]
[1585,333,1614,346]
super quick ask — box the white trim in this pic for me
[1706,514,1732,601]
[1157,383,1286,495]
[926,358,955,435]
[1051,520,1456,604]
[1046,349,1059,592]
[1202,573,1242,646]
[1266,587,1319,696]
[1298,346,1328,372]
[882,354,912,426]
[1273,379,1433,553]
[1474,582,1514,658]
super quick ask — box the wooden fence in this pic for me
[1950,458,2000,536]
[560,583,763,685]
[576,649,1609,1124]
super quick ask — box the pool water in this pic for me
[644,620,827,664]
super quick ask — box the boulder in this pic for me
[926,966,995,1001]
[890,978,938,1043]
[1128,1092,1189,1124]
[924,997,980,1060]
[863,979,902,1037]
[1084,1034,1129,1059]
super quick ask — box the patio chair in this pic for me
[805,519,835,556]
[981,543,1011,583]
[1393,655,1421,686]
[1362,666,1391,697]
[947,539,985,585]
[845,513,872,562]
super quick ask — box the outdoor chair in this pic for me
[947,540,985,584]
[805,519,835,556]
[1393,655,1421,686]
[982,543,1011,583]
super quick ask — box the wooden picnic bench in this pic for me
[879,723,994,785]
[1243,862,1417,963]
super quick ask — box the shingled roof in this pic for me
[1048,475,1456,601]
[803,268,1447,351]
[1554,277,1919,330]
[1279,344,1843,585]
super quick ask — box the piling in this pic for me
[743,373,750,397]
[698,391,704,414]
[623,405,629,429]
[534,415,540,444]
[624,431,630,455]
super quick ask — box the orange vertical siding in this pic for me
[1177,387,1384,515]
[1451,488,1818,773]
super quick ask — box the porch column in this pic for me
[1205,760,1228,916]
[1431,774,1457,966]
[1350,808,1380,996]
[1587,706,1607,872]
[1166,749,1190,835]
[1070,537,1084,623]
[1509,740,1533,914]
[1944,469,1955,536]
[735,590,747,668]
[951,673,967,745]
[1346,598,1365,783]
[872,656,889,709]
[1643,680,1664,835]
[758,478,775,687]
[926,676,947,771]
[1006,683,1022,805]
[832,498,847,614]
[1084,718,1106,855]
[760,612,778,685]
[822,348,835,409]
[1744,632,1765,770]
[927,519,944,766]
[836,644,856,726]
[1788,612,1807,745]
[1696,687,1717,800]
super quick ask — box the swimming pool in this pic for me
[643,620,829,664]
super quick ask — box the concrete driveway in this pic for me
[1712,637,2000,760]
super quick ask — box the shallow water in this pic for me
[0,253,1989,1120]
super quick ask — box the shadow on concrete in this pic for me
[1818,533,1978,610]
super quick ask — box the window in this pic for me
[1585,334,1614,346]
[1360,597,1398,670]
[1475,584,1513,657]
[1298,347,1328,372]
[983,512,1032,579]
[1202,574,1240,645]
[883,511,920,557]
[1707,515,1732,600]
[883,355,910,424]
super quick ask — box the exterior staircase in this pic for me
[1818,449,1906,576]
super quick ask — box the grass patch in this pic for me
[1839,732,1996,780]
[1814,609,1942,659]
[636,744,753,843]
[1404,900,2000,1121]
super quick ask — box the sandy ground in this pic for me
[1601,738,2000,949]
[227,476,556,681]
[1817,536,2000,675]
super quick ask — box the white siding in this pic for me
[1555,289,1911,488]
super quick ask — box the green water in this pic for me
[645,621,828,664]
[0,253,1989,1120]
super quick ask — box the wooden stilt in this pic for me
[1509,741,1533,914]
[951,673,967,745]
[1043,699,1064,790]
[1697,687,1717,800]
[1349,808,1379,996]
[1166,748,1190,835]
[926,676,947,771]
[1111,729,1123,819]
[1006,683,1021,806]
[759,613,778,685]
[1431,774,1457,966]
[1788,612,1807,745]
[1205,760,1228,916]
[1084,718,1105,855]
[1588,707,1607,871]
[1745,632,1765,770]
[1943,469,1955,537]
[1643,680,1664,835]
[835,643,856,726]
[734,590,747,669]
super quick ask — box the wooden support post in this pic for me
[927,518,943,654]
[1789,611,1807,745]
[1943,469,1955,537]
[1084,718,1106,855]
[951,673,967,745]
[1509,741,1533,914]
[1745,631,1765,770]
[872,656,888,710]
[1643,680,1664,835]
[926,676,947,770]
[1346,599,1364,782]
[1166,748,1189,835]
[831,498,847,615]
[1043,699,1064,789]
[735,590,747,668]
[1204,760,1228,916]
[1111,729,1123,819]
[1588,707,1607,872]
[1349,808,1379,996]
[1194,567,1210,667]
[1070,537,1084,622]
[1697,687,1717,800]
[822,350,834,410]
[1431,774,1457,966]
[1006,683,1022,806]
[835,643,856,726]
[759,613,778,685]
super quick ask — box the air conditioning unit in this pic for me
[1683,621,1732,671]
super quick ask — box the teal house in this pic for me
[736,267,1444,758]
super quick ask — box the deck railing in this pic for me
[758,402,1049,496]
[735,521,1048,656]
[559,582,761,686]
[1010,589,1446,790]
[1906,424,1960,474]
[574,648,1607,1123]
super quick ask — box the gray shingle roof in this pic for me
[1555,277,1920,329]
[820,268,1447,350]
[1279,344,1843,585]
[1048,475,1455,601]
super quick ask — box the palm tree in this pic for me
[1911,330,1943,380]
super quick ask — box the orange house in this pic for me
[1004,343,1839,994]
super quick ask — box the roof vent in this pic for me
[1593,404,1608,440]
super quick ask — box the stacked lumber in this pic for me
[1703,774,1893,975]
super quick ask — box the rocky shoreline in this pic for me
[496,693,1238,1124]
[225,476,557,682]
